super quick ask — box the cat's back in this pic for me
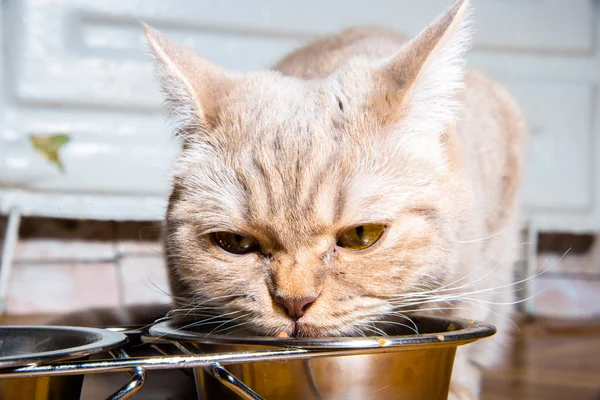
[459,69,527,229]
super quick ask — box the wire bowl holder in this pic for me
[0,316,496,400]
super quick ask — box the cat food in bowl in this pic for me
[148,316,495,400]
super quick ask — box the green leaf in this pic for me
[29,134,71,173]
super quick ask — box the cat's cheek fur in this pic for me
[166,230,296,336]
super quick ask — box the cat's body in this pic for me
[53,1,526,399]
[269,24,525,399]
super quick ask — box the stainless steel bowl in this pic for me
[149,316,496,400]
[0,325,127,400]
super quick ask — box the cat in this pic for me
[55,1,526,399]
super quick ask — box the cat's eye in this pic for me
[337,224,386,251]
[212,232,258,255]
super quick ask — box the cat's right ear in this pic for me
[367,0,472,136]
[142,23,234,135]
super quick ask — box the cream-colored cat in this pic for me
[143,0,526,398]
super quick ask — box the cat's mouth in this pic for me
[289,323,330,338]
[285,325,309,338]
[277,321,303,338]
[290,325,300,338]
[268,320,321,338]
[285,321,347,338]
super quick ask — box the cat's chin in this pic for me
[247,321,349,338]
[286,322,360,338]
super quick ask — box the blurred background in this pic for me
[0,0,599,398]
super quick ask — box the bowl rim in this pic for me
[147,316,496,350]
[0,325,128,370]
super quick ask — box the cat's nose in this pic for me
[274,294,319,320]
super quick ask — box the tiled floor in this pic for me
[2,218,171,317]
[5,244,172,315]
[7,261,120,314]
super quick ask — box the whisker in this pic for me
[205,316,252,336]
[456,298,521,331]
[369,319,420,335]
[357,325,387,337]
[390,251,502,300]
[369,323,389,337]
[222,323,255,336]
[147,309,245,342]
[216,321,253,335]
[458,224,515,244]
[392,307,471,314]
[459,288,547,307]
[202,313,250,338]
[360,310,419,333]
[390,248,570,309]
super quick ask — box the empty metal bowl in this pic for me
[149,316,495,400]
[0,325,127,400]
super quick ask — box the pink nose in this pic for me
[274,294,319,320]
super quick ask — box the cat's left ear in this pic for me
[370,0,472,134]
[143,23,235,136]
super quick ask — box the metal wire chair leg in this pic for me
[174,340,264,399]
[106,349,147,400]
[204,362,263,400]
[0,207,21,315]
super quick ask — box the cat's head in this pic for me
[146,0,473,336]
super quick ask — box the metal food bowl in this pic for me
[148,316,496,400]
[0,326,128,400]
